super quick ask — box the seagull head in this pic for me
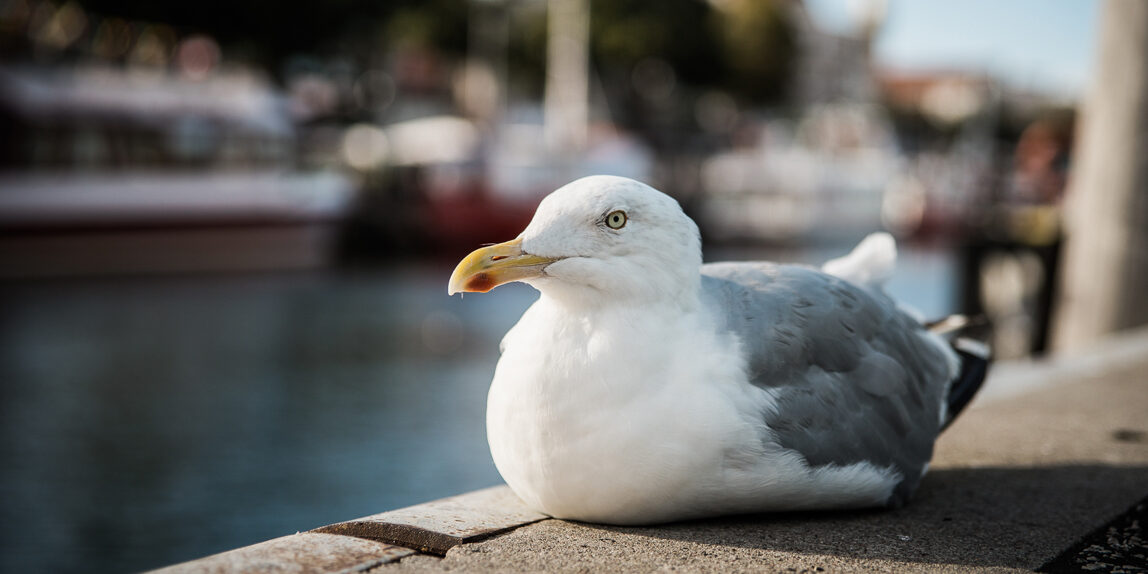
[448,176,702,306]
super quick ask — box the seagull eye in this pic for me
[605,210,628,230]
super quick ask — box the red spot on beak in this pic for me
[466,272,497,293]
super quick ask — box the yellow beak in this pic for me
[448,238,558,295]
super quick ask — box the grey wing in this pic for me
[701,261,955,506]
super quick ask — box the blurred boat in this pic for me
[697,104,905,244]
[0,171,353,229]
[346,112,653,252]
[0,66,357,277]
[0,171,354,278]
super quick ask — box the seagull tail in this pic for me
[941,337,991,431]
[822,232,897,289]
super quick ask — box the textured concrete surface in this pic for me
[379,338,1148,573]
[314,486,547,555]
[150,532,412,574]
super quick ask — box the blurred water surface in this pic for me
[0,264,531,573]
[0,244,953,573]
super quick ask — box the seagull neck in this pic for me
[539,279,702,316]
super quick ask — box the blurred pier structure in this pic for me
[1052,0,1148,352]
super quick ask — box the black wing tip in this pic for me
[942,337,992,431]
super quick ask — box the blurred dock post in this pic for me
[1053,0,1148,351]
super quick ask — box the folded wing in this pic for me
[701,262,957,506]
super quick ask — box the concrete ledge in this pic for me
[149,532,413,574]
[313,486,548,555]
[974,325,1148,403]
[148,487,546,573]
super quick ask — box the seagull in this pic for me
[447,175,989,525]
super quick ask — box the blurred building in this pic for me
[789,0,882,105]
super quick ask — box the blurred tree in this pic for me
[589,0,722,87]
[74,0,468,75]
[505,0,794,105]
[1052,0,1148,351]
[61,0,797,147]
[67,0,795,107]
[710,0,795,105]
[502,0,725,102]
[585,0,725,142]
[382,3,468,53]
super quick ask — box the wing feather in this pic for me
[701,261,955,505]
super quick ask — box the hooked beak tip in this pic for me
[447,238,555,295]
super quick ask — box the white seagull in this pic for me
[448,176,988,525]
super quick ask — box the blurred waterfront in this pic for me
[0,0,1101,571]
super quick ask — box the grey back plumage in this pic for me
[700,262,954,506]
